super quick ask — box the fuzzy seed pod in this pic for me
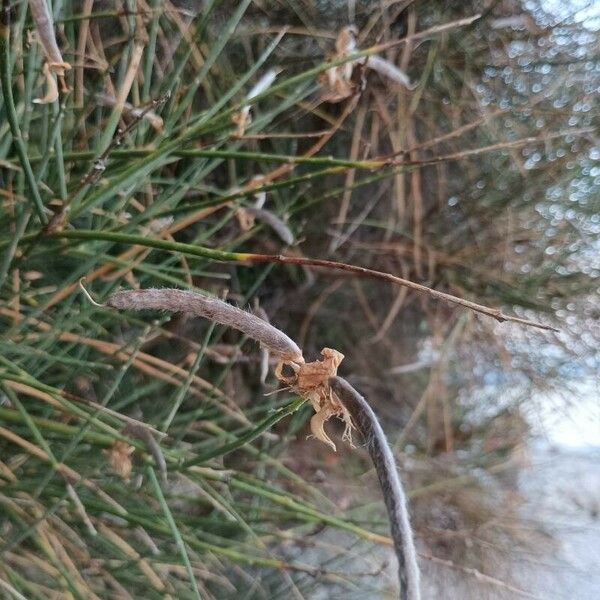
[366,55,412,89]
[106,289,304,364]
[330,376,421,600]
[245,207,294,245]
[28,0,66,67]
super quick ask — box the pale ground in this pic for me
[305,383,600,599]
[422,444,600,600]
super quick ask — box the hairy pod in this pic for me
[107,288,304,363]
[330,376,421,600]
[28,0,64,65]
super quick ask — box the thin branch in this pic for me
[48,230,559,331]
[419,553,541,599]
[247,254,558,332]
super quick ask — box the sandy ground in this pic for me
[420,444,600,599]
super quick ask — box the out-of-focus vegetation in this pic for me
[0,0,597,597]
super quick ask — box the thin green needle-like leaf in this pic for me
[0,6,47,223]
[147,466,203,600]
[184,397,306,466]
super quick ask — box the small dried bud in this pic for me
[104,441,134,482]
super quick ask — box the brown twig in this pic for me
[244,254,558,331]
[419,553,541,599]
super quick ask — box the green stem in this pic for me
[23,147,384,169]
[183,397,306,466]
[0,4,47,224]
[147,467,203,600]
[48,229,245,261]
[0,405,122,446]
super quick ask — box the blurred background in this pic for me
[0,0,598,598]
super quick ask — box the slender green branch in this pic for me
[46,229,557,331]
[23,147,385,169]
[183,397,306,467]
[147,467,203,600]
[0,3,47,223]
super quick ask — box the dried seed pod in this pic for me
[96,93,164,131]
[329,376,421,600]
[28,0,65,66]
[366,55,412,89]
[28,0,71,103]
[246,68,281,102]
[232,68,281,135]
[245,207,294,245]
[106,288,304,364]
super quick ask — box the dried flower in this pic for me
[104,441,135,482]
[320,26,412,103]
[276,348,354,451]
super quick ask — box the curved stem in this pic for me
[329,376,421,600]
